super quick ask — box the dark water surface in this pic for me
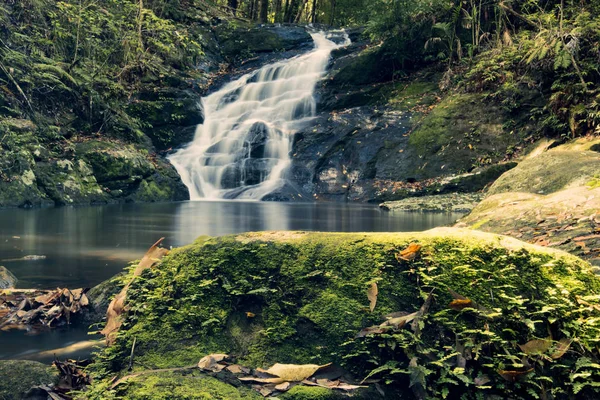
[0,201,462,360]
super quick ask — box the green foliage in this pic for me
[0,0,207,140]
[88,232,600,399]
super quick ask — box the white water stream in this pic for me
[168,31,350,200]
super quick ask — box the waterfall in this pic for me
[168,30,350,200]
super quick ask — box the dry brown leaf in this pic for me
[226,364,250,374]
[79,293,89,307]
[396,243,422,262]
[449,299,474,310]
[550,338,572,360]
[134,238,169,276]
[474,375,491,386]
[198,354,229,372]
[262,363,332,383]
[101,238,168,345]
[380,311,418,329]
[367,283,378,312]
[274,382,293,391]
[519,338,552,355]
[497,369,533,382]
[356,326,386,338]
[302,379,366,391]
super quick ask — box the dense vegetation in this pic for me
[223,0,600,138]
[0,0,213,142]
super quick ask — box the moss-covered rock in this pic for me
[460,138,600,264]
[380,193,483,212]
[75,139,188,202]
[91,229,600,399]
[0,118,188,207]
[0,360,59,400]
[487,139,600,195]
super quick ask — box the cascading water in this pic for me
[168,30,350,200]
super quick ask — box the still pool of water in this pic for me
[0,200,463,360]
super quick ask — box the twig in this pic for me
[128,337,137,371]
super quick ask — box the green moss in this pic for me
[0,360,59,400]
[114,371,261,400]
[90,230,600,399]
[587,176,600,189]
[280,386,345,400]
[407,93,521,176]
[488,148,600,195]
[133,179,173,202]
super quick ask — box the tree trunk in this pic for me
[228,0,239,15]
[275,0,283,22]
[310,0,317,23]
[329,0,336,26]
[285,0,299,22]
[295,0,308,22]
[259,0,268,22]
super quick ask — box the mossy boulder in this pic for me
[487,139,600,195]
[0,360,59,400]
[460,138,600,264]
[75,140,188,202]
[91,229,600,399]
[33,159,108,205]
[405,93,521,179]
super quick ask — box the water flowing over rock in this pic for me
[168,31,350,200]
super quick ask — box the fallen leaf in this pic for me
[380,311,418,329]
[198,354,229,372]
[302,379,366,391]
[246,312,256,318]
[101,238,169,345]
[518,339,552,355]
[411,292,433,334]
[474,375,491,386]
[550,338,572,360]
[356,326,386,338]
[396,243,422,262]
[497,369,533,382]
[367,283,378,312]
[262,363,332,383]
[226,364,250,374]
[449,299,474,310]
[274,382,293,391]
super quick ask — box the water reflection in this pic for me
[0,201,463,289]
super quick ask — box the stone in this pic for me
[88,229,600,399]
[0,360,58,400]
[0,266,17,289]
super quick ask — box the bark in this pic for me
[275,0,283,22]
[259,0,268,22]
[228,0,239,15]
[310,0,317,23]
[329,0,336,26]
[295,0,308,22]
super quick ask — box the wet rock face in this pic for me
[217,24,313,63]
[0,266,17,289]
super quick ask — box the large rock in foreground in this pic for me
[91,229,600,399]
